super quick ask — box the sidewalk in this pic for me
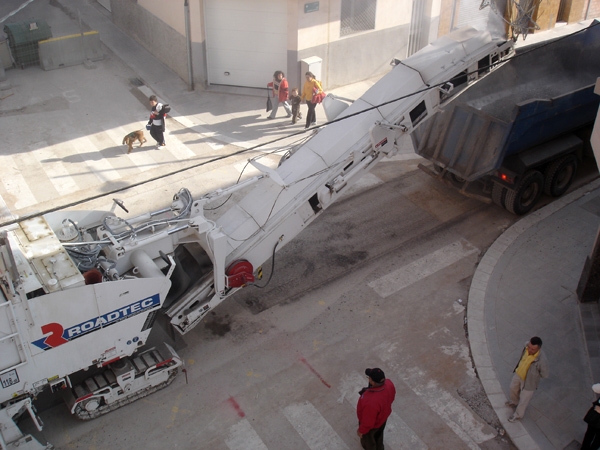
[56,0,384,153]
[469,179,600,449]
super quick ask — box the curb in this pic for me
[467,178,600,450]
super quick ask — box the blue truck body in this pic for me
[412,21,600,213]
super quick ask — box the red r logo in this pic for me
[41,323,68,348]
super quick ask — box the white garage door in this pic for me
[204,0,288,88]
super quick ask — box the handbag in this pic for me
[584,406,600,429]
[312,81,326,104]
[312,91,326,104]
[266,92,273,112]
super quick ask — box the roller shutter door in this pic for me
[204,0,287,88]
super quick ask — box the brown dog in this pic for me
[122,130,147,154]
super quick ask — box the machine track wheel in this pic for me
[505,170,543,215]
[543,154,577,197]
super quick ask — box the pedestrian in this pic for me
[356,368,396,450]
[581,384,600,450]
[289,87,302,124]
[301,71,323,129]
[267,70,292,119]
[147,95,169,147]
[506,336,549,422]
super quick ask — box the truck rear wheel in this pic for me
[505,170,543,215]
[491,182,507,208]
[543,154,577,197]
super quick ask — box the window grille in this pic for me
[340,0,377,37]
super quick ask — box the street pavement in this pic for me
[1,1,599,449]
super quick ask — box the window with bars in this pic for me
[340,0,377,37]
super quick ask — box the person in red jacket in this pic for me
[357,368,396,450]
[267,70,292,119]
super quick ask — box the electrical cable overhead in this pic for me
[1,21,596,230]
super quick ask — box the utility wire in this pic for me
[1,21,596,229]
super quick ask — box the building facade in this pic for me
[105,0,598,91]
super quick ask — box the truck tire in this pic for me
[491,182,507,208]
[543,154,577,197]
[504,170,543,215]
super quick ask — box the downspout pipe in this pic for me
[184,0,194,91]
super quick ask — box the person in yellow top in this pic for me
[507,336,549,422]
[300,71,323,129]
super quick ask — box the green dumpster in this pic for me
[4,19,52,68]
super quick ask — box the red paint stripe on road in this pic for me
[299,356,331,388]
[227,396,246,417]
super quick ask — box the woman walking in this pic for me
[267,70,292,119]
[301,71,323,129]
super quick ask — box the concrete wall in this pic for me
[295,0,412,89]
[39,31,104,70]
[110,0,207,88]
[108,0,419,91]
[297,24,410,90]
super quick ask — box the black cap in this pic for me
[365,368,385,383]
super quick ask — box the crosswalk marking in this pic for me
[368,239,479,297]
[32,142,79,197]
[163,131,196,159]
[1,161,38,210]
[385,411,428,450]
[283,402,349,450]
[102,126,161,172]
[0,196,15,223]
[68,135,122,183]
[394,365,494,449]
[225,418,268,450]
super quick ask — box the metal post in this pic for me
[184,0,194,91]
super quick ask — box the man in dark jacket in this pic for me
[507,336,549,422]
[357,368,396,450]
[148,95,167,147]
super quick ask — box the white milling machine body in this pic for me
[0,28,512,449]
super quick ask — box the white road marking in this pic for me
[337,371,366,404]
[32,142,79,197]
[225,418,268,450]
[393,365,494,449]
[69,135,121,183]
[163,131,196,159]
[385,410,429,450]
[1,160,37,210]
[283,402,349,450]
[368,239,479,297]
[0,195,15,223]
[102,126,161,171]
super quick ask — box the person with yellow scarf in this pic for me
[506,336,549,422]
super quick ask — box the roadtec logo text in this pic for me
[32,294,160,350]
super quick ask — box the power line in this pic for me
[2,22,595,229]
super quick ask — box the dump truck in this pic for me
[413,20,600,215]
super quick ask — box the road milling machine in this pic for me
[0,27,513,449]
